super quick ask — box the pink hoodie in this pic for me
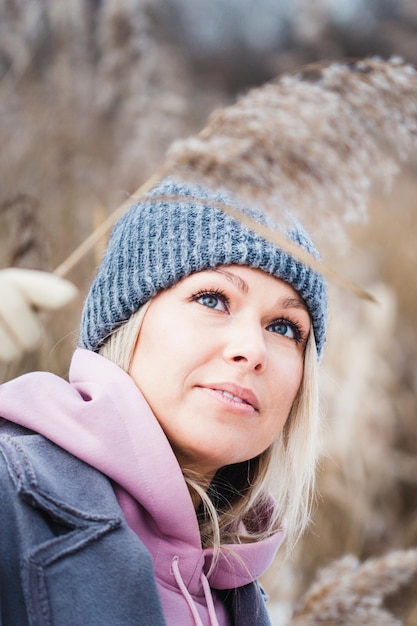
[0,349,284,625]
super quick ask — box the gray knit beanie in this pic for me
[80,178,327,356]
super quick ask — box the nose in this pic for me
[223,317,267,372]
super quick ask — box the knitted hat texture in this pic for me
[80,178,327,356]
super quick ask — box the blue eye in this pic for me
[194,290,228,311]
[267,319,302,342]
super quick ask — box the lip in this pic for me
[198,382,260,412]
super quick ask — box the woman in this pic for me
[0,177,327,625]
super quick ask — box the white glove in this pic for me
[0,268,78,363]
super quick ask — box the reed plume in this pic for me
[290,549,417,625]
[165,57,417,240]
[56,57,417,298]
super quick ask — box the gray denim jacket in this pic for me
[0,422,271,626]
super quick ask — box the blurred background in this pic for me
[1,1,416,623]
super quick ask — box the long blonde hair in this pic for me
[99,302,320,555]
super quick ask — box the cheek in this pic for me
[266,363,303,446]
[268,355,304,411]
[131,311,203,394]
[290,361,304,397]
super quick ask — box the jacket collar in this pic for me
[1,420,123,524]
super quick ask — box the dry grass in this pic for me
[165,57,417,247]
[291,549,417,625]
[55,57,417,302]
[0,0,225,377]
[264,180,417,624]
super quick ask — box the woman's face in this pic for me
[130,265,311,480]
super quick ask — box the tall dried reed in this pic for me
[264,183,417,624]
[291,549,417,625]
[165,57,417,239]
[56,57,417,303]
[0,0,217,377]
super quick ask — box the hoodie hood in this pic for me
[0,349,284,617]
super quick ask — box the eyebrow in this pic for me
[211,268,249,293]
[280,296,309,314]
[211,268,309,313]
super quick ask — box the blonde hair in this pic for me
[99,302,320,556]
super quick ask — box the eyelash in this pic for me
[190,289,306,344]
[191,288,229,310]
[268,318,306,344]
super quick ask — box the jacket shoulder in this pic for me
[0,419,166,626]
[0,419,119,518]
[221,581,272,626]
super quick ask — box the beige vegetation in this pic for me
[264,183,417,624]
[1,1,417,623]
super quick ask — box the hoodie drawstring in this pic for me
[171,556,220,626]
[200,570,220,626]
